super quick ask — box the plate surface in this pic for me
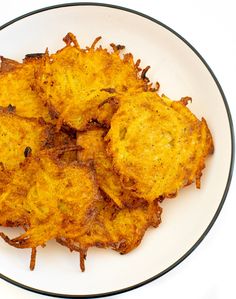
[0,3,234,298]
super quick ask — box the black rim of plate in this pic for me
[0,2,235,298]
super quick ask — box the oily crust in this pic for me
[36,33,155,131]
[0,151,101,270]
[0,111,56,170]
[57,196,162,271]
[0,55,51,122]
[105,92,214,202]
[77,128,145,208]
[0,33,214,272]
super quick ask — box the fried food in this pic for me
[77,128,142,207]
[105,92,214,202]
[0,56,20,73]
[0,33,214,272]
[0,151,101,270]
[53,129,78,163]
[0,111,55,170]
[79,199,161,254]
[37,33,153,131]
[0,148,161,271]
[0,55,51,121]
[57,197,162,268]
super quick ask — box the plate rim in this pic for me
[0,2,234,298]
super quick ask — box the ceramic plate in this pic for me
[0,3,234,298]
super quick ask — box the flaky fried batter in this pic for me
[0,55,51,121]
[0,151,101,270]
[37,33,152,131]
[106,92,214,202]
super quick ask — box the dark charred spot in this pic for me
[157,195,165,203]
[141,66,150,81]
[25,53,45,59]
[48,106,59,119]
[86,119,110,132]
[0,162,4,171]
[110,43,125,51]
[60,124,77,138]
[24,147,32,158]
[7,104,16,112]
[116,44,125,50]
[38,117,46,125]
[100,88,116,93]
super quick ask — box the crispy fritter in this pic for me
[37,33,153,131]
[0,56,20,73]
[105,92,214,202]
[77,199,161,254]
[0,33,214,273]
[0,152,101,270]
[77,128,143,208]
[0,55,51,121]
[0,112,55,170]
[57,197,162,271]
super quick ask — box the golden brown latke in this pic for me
[57,195,162,271]
[105,92,214,202]
[0,106,78,171]
[0,151,101,270]
[0,33,213,272]
[37,33,155,131]
[0,55,51,121]
[0,147,161,271]
[77,128,144,208]
[0,111,56,170]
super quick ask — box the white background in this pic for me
[0,1,235,299]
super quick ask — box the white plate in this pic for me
[0,3,234,298]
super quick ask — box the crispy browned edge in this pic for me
[105,98,214,202]
[0,56,21,73]
[40,33,160,132]
[0,148,101,271]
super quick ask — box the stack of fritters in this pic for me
[0,33,213,271]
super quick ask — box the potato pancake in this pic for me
[106,92,213,202]
[77,199,161,254]
[0,33,214,272]
[0,55,51,121]
[57,196,162,271]
[37,33,152,131]
[0,111,55,170]
[0,152,101,270]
